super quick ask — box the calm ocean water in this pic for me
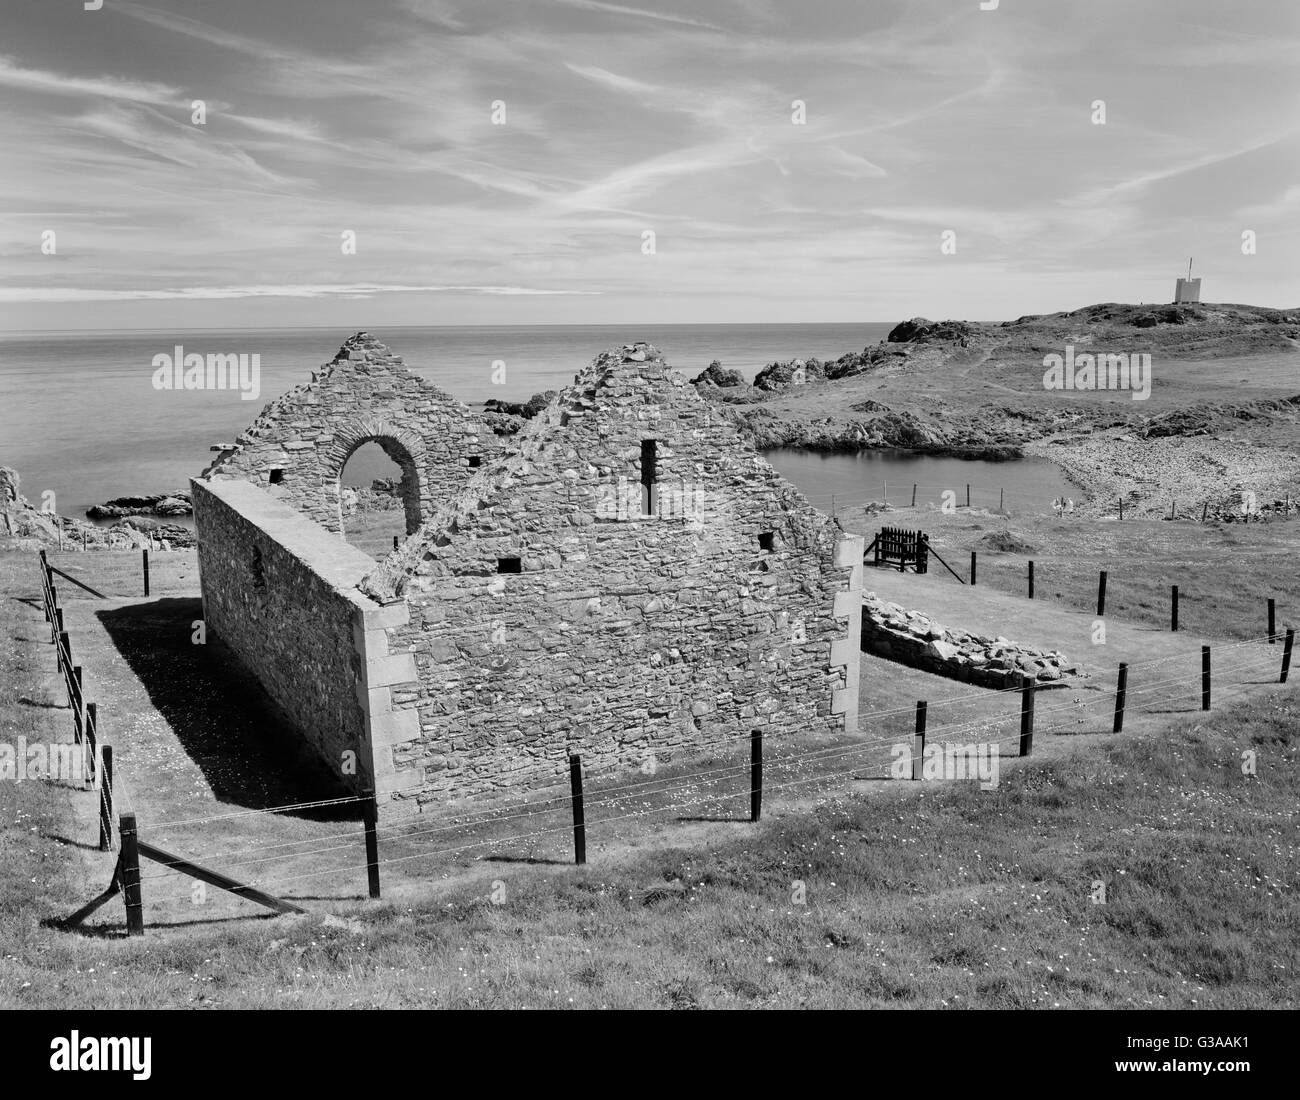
[0,323,891,516]
[0,322,1075,521]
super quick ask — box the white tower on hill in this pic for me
[1174,258,1202,304]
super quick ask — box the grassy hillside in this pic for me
[2,547,1295,1009]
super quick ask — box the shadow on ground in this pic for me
[96,598,357,821]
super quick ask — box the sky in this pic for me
[1,0,1297,330]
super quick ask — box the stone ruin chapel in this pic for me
[193,333,864,820]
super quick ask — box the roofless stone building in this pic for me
[193,334,863,820]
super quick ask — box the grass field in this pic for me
[1,542,1296,1009]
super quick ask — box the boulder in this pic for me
[691,360,745,388]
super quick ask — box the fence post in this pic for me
[142,548,150,597]
[911,483,917,507]
[1201,502,1208,524]
[1201,646,1211,711]
[119,813,144,936]
[98,744,114,852]
[966,483,971,508]
[568,754,586,866]
[1268,598,1276,643]
[55,606,65,650]
[362,788,381,899]
[71,666,84,742]
[969,551,977,586]
[999,487,1004,511]
[1113,663,1128,733]
[1027,560,1034,600]
[1171,585,1179,632]
[750,730,763,822]
[913,701,927,781]
[1119,498,1123,522]
[82,700,97,787]
[1097,571,1107,617]
[1019,676,1035,756]
[1281,629,1295,684]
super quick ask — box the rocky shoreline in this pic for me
[0,468,195,550]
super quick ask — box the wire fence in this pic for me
[57,606,1294,932]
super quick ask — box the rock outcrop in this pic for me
[0,466,194,550]
[691,360,745,388]
[861,593,1082,688]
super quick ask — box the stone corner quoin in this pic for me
[191,335,863,820]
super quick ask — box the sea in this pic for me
[0,322,1074,521]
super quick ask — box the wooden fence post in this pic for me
[1113,663,1128,733]
[913,701,927,781]
[1268,598,1276,643]
[911,483,917,507]
[71,666,84,743]
[362,789,381,899]
[98,744,114,852]
[999,487,1004,511]
[1201,646,1211,711]
[1028,560,1034,600]
[966,483,971,508]
[568,754,586,865]
[750,730,763,822]
[119,813,144,936]
[1019,676,1035,757]
[1119,498,1123,522]
[1097,571,1107,617]
[1281,629,1295,684]
[83,700,97,787]
[142,548,150,597]
[970,551,977,586]
[1171,585,1179,632]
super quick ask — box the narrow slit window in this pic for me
[497,556,522,574]
[268,468,285,485]
[640,439,657,516]
[758,531,775,552]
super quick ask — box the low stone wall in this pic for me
[192,477,415,800]
[861,593,1081,689]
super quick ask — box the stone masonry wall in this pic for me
[359,344,864,816]
[192,477,416,796]
[205,333,499,540]
[861,593,1081,689]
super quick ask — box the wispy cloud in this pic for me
[2,0,1296,329]
[0,56,183,105]
[0,284,602,303]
